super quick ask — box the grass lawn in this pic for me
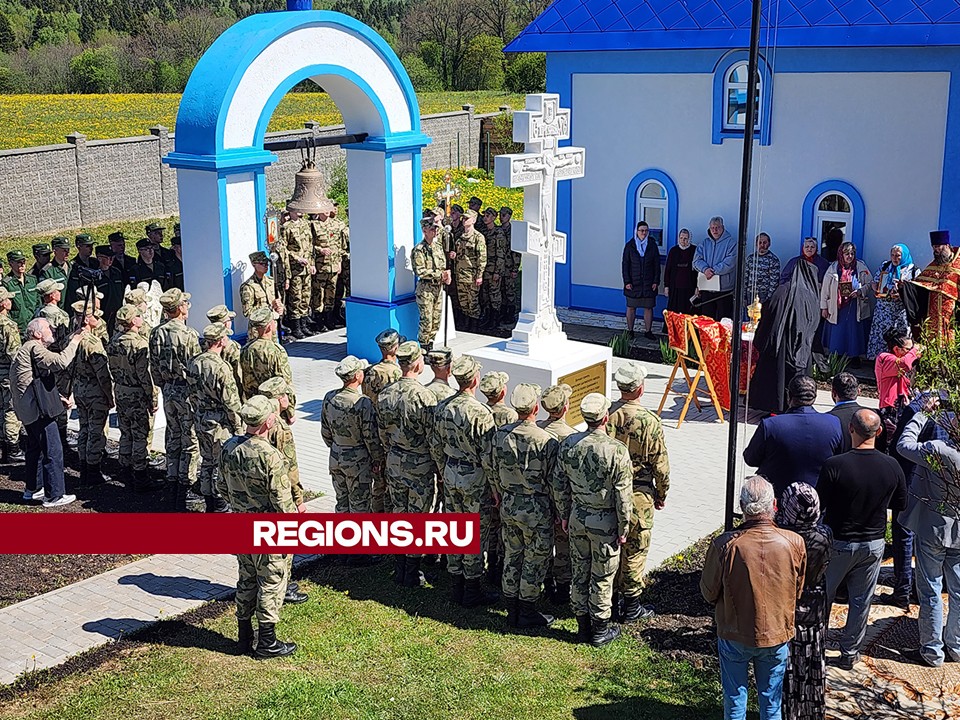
[0,92,525,151]
[0,558,722,720]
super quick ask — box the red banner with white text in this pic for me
[0,514,481,555]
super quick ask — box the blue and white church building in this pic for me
[507,0,960,317]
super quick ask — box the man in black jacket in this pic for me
[827,372,865,452]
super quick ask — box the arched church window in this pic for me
[800,181,865,260]
[636,180,668,247]
[723,62,761,131]
[712,51,773,146]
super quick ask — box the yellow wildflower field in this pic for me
[0,91,524,150]
[421,168,523,218]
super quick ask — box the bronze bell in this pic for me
[286,158,334,215]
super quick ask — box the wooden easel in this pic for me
[657,311,725,428]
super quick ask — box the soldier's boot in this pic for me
[84,463,108,486]
[237,618,255,656]
[505,597,520,627]
[401,557,426,588]
[3,441,23,463]
[204,494,230,513]
[134,469,165,493]
[288,581,300,594]
[450,574,465,604]
[253,623,297,659]
[393,556,406,585]
[621,595,655,623]
[551,582,571,606]
[462,577,499,608]
[283,585,309,604]
[590,618,621,648]
[330,308,346,329]
[516,600,555,629]
[289,318,305,340]
[576,615,592,643]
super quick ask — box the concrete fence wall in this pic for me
[0,107,489,238]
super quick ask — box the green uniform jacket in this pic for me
[3,274,38,334]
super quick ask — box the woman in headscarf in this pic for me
[780,237,830,286]
[663,228,697,314]
[776,482,833,720]
[749,258,821,413]
[820,242,873,362]
[867,243,917,359]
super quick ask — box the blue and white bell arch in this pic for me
[163,5,429,359]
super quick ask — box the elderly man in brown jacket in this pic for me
[700,475,806,720]
[12,316,89,507]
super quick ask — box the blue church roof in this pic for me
[505,0,960,52]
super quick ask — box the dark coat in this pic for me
[827,401,865,452]
[622,238,660,299]
[743,405,844,498]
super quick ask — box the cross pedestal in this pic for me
[468,94,611,423]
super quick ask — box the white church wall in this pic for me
[569,70,949,306]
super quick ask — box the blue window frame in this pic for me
[800,180,866,260]
[625,168,678,250]
[712,50,773,146]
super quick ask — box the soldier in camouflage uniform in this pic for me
[478,370,516,582]
[4,250,39,335]
[412,217,450,350]
[240,308,297,424]
[206,305,244,400]
[281,208,315,339]
[607,362,670,622]
[362,328,402,514]
[0,288,23,462]
[479,208,507,329]
[149,288,201,509]
[453,210,486,331]
[239,251,284,321]
[71,300,114,487]
[432,355,499,606]
[555,393,633,647]
[424,347,455,403]
[378,342,438,587]
[330,204,350,329]
[187,323,243,513]
[41,237,72,309]
[309,205,345,332]
[321,356,381,519]
[125,287,161,452]
[492,383,560,629]
[499,207,521,322]
[538,383,575,604]
[107,305,158,491]
[218,395,297,659]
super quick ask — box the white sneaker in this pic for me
[42,494,76,508]
[22,489,44,501]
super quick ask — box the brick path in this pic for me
[2,325,874,686]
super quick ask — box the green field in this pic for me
[0,92,524,150]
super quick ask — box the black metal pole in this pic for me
[725,0,764,531]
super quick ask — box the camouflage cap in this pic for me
[511,383,542,414]
[580,393,611,423]
[124,288,147,305]
[6,250,25,262]
[206,304,236,323]
[335,355,370,380]
[425,346,452,367]
[36,278,64,295]
[52,236,71,250]
[0,288,14,301]
[75,233,93,246]
[464,209,478,220]
[145,222,165,233]
[32,242,52,255]
[257,376,288,399]
[135,238,153,250]
[249,250,269,265]
[540,383,572,413]
[614,361,649,391]
[247,306,274,328]
[159,288,191,310]
[108,231,125,244]
[451,355,482,383]
[479,371,509,397]
[396,340,422,364]
[115,304,142,325]
[483,207,497,216]
[375,328,402,349]
[77,287,104,300]
[202,322,229,342]
[70,299,96,315]
[420,217,438,230]
[239,395,276,427]
[94,245,113,257]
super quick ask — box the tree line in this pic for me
[0,0,548,94]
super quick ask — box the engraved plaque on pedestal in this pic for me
[559,360,608,426]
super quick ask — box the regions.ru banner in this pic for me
[0,514,481,555]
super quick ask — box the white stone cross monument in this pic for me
[495,94,585,353]
[470,94,611,425]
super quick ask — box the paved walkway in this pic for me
[4,325,875,685]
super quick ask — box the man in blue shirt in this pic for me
[743,375,844,498]
[693,216,737,320]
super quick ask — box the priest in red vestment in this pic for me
[903,230,959,343]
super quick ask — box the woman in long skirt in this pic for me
[867,243,917,359]
[820,242,873,361]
